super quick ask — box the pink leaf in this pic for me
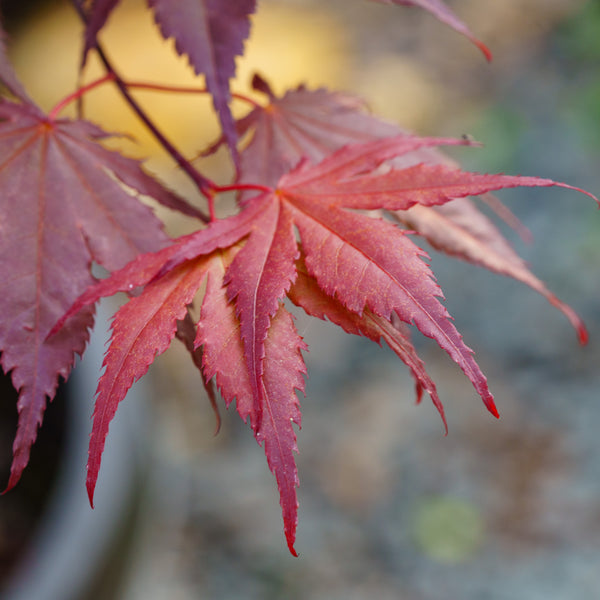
[208,79,414,187]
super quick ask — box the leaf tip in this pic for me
[2,469,21,496]
[487,397,500,419]
[287,536,299,557]
[251,72,275,99]
[3,443,34,496]
[86,475,97,509]
[577,323,589,347]
[558,183,600,207]
[440,408,449,436]
[419,384,449,435]
[545,292,589,346]
[476,39,493,63]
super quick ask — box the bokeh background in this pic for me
[1,0,600,598]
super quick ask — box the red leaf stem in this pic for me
[47,73,116,121]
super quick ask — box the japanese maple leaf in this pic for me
[208,79,592,342]
[0,95,204,491]
[204,75,403,188]
[51,199,306,555]
[52,133,595,555]
[372,0,492,61]
[206,76,481,194]
[148,0,256,164]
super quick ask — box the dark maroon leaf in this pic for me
[0,100,177,490]
[148,0,257,164]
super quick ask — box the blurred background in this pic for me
[1,0,600,598]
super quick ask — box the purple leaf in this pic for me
[148,0,257,165]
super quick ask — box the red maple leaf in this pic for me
[207,79,591,342]
[204,75,404,188]
[52,133,595,554]
[0,95,203,492]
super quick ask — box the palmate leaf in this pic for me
[0,97,202,490]
[55,217,306,555]
[213,81,592,342]
[53,133,596,554]
[204,75,404,188]
[372,0,492,61]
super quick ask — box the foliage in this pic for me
[0,0,596,556]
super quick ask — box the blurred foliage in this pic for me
[463,106,526,173]
[556,2,600,152]
[412,496,484,564]
[556,0,600,64]
[569,81,600,152]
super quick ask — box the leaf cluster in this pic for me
[0,0,596,555]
